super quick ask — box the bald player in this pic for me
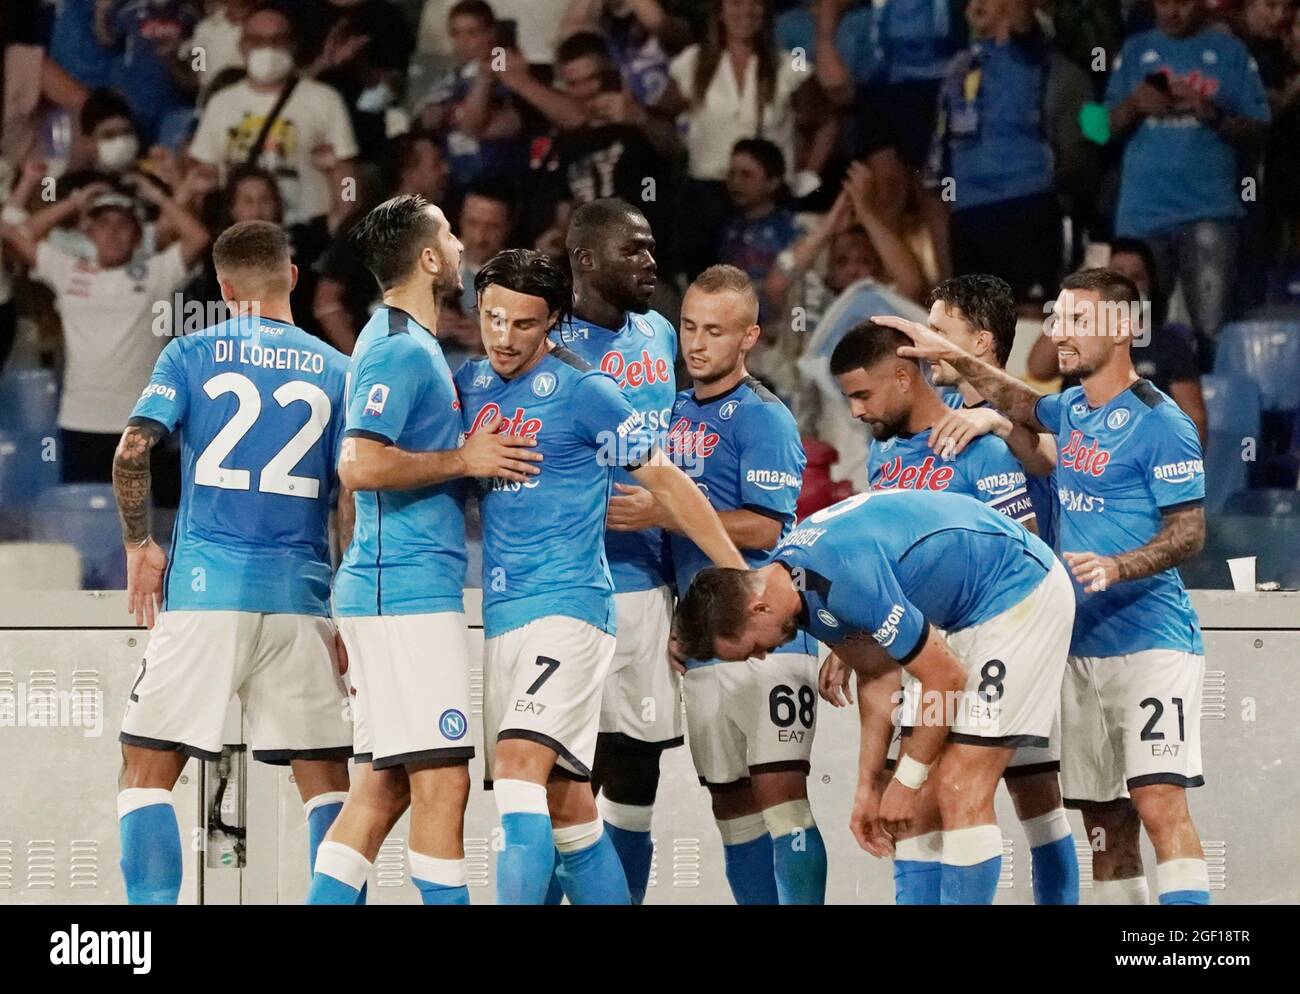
[113,220,354,903]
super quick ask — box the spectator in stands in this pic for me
[182,163,282,318]
[438,181,512,369]
[51,0,119,92]
[188,1,358,304]
[519,32,675,262]
[661,0,809,277]
[416,0,525,192]
[93,0,201,147]
[62,90,145,191]
[313,130,451,352]
[418,0,575,67]
[188,0,254,97]
[0,174,207,496]
[1,12,90,171]
[560,0,692,106]
[1236,0,1294,104]
[776,0,878,92]
[1106,0,1270,357]
[718,138,798,316]
[1028,238,1209,442]
[301,0,416,158]
[927,0,1093,301]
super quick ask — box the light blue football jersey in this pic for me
[552,309,677,592]
[455,346,658,638]
[1034,380,1204,656]
[666,377,817,663]
[333,306,467,617]
[129,315,348,616]
[774,490,1056,662]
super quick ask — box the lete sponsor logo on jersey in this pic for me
[1060,430,1111,476]
[875,454,955,490]
[665,417,720,458]
[364,384,389,416]
[600,349,672,389]
[1153,458,1204,484]
[872,603,906,648]
[746,468,801,491]
[469,403,542,438]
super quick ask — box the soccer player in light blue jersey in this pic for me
[550,198,681,902]
[113,221,354,903]
[828,314,1080,905]
[305,196,543,906]
[880,266,1212,906]
[459,249,745,905]
[655,266,826,905]
[674,489,1076,905]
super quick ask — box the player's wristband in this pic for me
[894,754,931,790]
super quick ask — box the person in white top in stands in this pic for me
[187,3,358,232]
[656,0,817,277]
[0,175,208,487]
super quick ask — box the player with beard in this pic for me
[827,319,1080,905]
[878,268,1211,906]
[456,250,745,904]
[306,195,542,905]
[551,197,679,903]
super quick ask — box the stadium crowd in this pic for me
[1,0,1298,580]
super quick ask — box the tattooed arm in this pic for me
[113,421,169,628]
[1063,505,1206,594]
[872,314,1049,432]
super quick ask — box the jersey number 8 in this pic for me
[195,372,332,499]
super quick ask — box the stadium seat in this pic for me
[0,368,59,435]
[0,542,82,589]
[28,484,126,589]
[1213,320,1300,413]
[0,429,60,507]
[1200,374,1261,511]
[1222,489,1300,517]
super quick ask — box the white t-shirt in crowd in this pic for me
[189,78,359,226]
[34,241,189,434]
[668,45,804,182]
[190,8,245,94]
[416,0,567,65]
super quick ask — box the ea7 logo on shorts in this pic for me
[746,469,800,491]
[140,383,176,403]
[872,603,906,648]
[439,709,468,740]
[364,384,389,416]
[1153,459,1204,484]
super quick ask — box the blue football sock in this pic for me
[118,788,182,904]
[306,840,370,905]
[894,831,942,905]
[409,850,470,905]
[495,779,555,905]
[940,825,1004,905]
[1157,858,1210,905]
[598,797,655,905]
[304,791,347,879]
[1023,809,1080,905]
[718,814,778,905]
[544,855,566,905]
[554,821,629,905]
[765,802,826,905]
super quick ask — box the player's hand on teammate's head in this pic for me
[872,314,964,366]
[819,652,854,707]
[125,539,168,630]
[928,407,1010,461]
[850,780,893,858]
[1063,551,1120,594]
[460,413,543,482]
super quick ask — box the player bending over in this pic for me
[457,249,746,905]
[306,195,539,905]
[878,266,1211,905]
[618,265,825,904]
[674,490,1075,905]
[114,221,354,903]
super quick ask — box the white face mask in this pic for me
[355,82,395,113]
[96,134,139,172]
[246,47,295,85]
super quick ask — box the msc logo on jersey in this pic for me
[872,604,906,648]
[719,400,740,420]
[439,709,468,740]
[1107,408,1131,430]
[1153,459,1204,484]
[531,371,557,398]
[816,609,838,628]
[364,384,389,416]
[631,315,655,338]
